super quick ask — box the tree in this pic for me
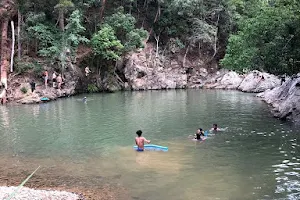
[221,0,300,75]
[91,24,124,62]
[54,0,74,31]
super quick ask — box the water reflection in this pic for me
[0,105,10,128]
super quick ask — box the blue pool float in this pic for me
[204,130,209,136]
[133,144,168,152]
[40,97,50,101]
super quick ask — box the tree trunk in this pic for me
[59,9,64,31]
[154,33,160,58]
[17,9,21,59]
[210,14,220,60]
[153,4,161,23]
[10,20,15,72]
[99,0,106,22]
[0,20,9,104]
[183,45,190,68]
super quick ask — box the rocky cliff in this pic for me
[122,43,281,93]
[257,75,300,124]
[7,42,299,125]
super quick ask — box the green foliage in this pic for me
[87,84,99,93]
[25,9,88,61]
[221,0,300,75]
[18,0,300,78]
[189,18,218,49]
[105,7,136,42]
[91,25,124,61]
[15,59,44,75]
[20,87,28,94]
[124,29,148,51]
[104,7,148,52]
[65,9,89,47]
[54,0,75,10]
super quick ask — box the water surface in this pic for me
[0,90,299,200]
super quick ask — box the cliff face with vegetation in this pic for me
[0,0,299,122]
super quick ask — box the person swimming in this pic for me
[210,124,228,132]
[135,130,151,151]
[83,97,87,103]
[195,128,205,140]
[210,124,221,131]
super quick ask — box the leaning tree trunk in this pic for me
[17,9,21,59]
[0,20,9,104]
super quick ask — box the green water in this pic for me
[0,90,300,200]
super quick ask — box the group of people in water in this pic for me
[135,124,222,151]
[192,124,221,141]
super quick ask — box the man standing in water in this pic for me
[135,130,151,151]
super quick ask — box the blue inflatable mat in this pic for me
[133,144,168,152]
[40,97,50,101]
[204,130,209,136]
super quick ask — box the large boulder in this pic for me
[216,71,244,89]
[257,75,300,124]
[238,70,280,92]
[17,92,41,104]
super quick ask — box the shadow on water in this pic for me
[0,90,300,199]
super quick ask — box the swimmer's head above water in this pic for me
[136,130,142,137]
[213,124,218,130]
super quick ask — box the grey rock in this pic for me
[257,76,300,123]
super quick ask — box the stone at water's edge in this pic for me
[203,70,244,89]
[238,70,281,93]
[257,76,300,124]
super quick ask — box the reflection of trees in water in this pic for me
[0,106,9,128]
[0,106,20,157]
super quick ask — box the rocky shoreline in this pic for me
[257,74,300,124]
[2,43,299,124]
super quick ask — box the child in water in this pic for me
[195,128,205,140]
[211,124,221,131]
[135,130,151,151]
[210,124,228,132]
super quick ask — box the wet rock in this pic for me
[257,75,300,123]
